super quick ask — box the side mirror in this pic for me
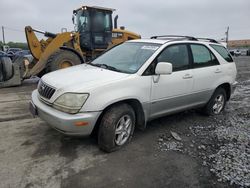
[72,15,75,24]
[155,62,172,75]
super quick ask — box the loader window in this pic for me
[104,13,112,31]
[92,11,112,32]
[76,10,90,32]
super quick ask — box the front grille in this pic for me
[38,81,55,100]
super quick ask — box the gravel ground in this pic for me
[158,56,250,187]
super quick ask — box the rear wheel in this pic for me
[98,103,135,152]
[202,87,227,115]
[46,49,82,72]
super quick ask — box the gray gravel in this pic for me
[209,80,250,187]
[158,76,250,187]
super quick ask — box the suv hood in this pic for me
[41,64,130,92]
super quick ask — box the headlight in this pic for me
[53,93,89,114]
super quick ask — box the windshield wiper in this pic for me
[90,63,122,73]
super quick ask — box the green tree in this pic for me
[0,40,28,51]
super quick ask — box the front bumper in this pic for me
[31,90,101,136]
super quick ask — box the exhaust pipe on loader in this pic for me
[114,15,118,29]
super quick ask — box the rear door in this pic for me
[189,44,221,104]
[150,44,194,118]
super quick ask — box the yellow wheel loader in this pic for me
[0,6,140,88]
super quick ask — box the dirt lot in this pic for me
[0,57,249,188]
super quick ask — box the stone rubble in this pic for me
[158,80,250,187]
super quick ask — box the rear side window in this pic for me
[210,44,233,62]
[190,44,219,68]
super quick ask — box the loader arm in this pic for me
[25,26,44,60]
[25,26,79,78]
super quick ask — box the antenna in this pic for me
[225,26,229,47]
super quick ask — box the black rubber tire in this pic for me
[46,49,81,72]
[98,103,135,153]
[12,56,28,79]
[0,58,3,82]
[202,87,227,116]
[0,56,13,81]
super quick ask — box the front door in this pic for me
[150,44,194,118]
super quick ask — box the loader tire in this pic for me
[0,56,13,81]
[46,49,81,72]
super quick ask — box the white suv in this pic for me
[30,36,237,152]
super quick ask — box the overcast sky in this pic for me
[0,0,250,42]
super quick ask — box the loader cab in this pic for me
[73,6,113,51]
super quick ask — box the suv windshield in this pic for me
[90,42,160,73]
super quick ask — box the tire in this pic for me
[98,103,136,152]
[0,58,4,82]
[46,49,82,72]
[202,87,227,116]
[12,56,28,79]
[0,56,13,81]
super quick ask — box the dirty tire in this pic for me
[0,56,13,81]
[98,103,135,153]
[46,49,81,72]
[202,87,227,116]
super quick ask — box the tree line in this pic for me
[0,41,28,50]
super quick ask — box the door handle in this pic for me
[214,68,222,73]
[183,74,193,79]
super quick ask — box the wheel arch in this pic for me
[91,98,146,136]
[216,82,231,101]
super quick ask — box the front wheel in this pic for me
[202,87,227,115]
[98,103,135,152]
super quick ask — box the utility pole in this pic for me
[1,26,5,45]
[225,26,229,47]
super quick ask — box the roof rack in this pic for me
[150,35,218,43]
[196,38,219,43]
[150,35,198,41]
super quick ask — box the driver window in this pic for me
[157,44,189,71]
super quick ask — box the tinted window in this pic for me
[157,44,189,71]
[190,44,219,68]
[210,44,233,62]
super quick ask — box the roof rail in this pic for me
[150,35,219,43]
[196,38,218,43]
[150,35,198,41]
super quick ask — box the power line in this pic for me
[1,26,25,43]
[2,26,24,33]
